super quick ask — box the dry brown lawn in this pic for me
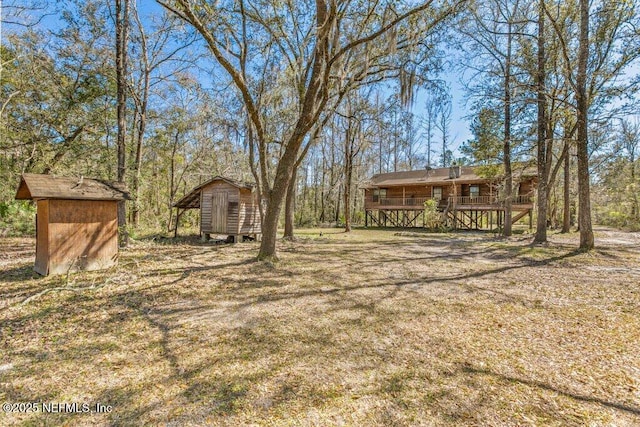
[1,227,639,426]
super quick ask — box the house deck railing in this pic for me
[376,196,432,206]
[366,194,533,209]
[449,195,533,205]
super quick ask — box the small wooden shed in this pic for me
[15,173,129,275]
[174,176,261,242]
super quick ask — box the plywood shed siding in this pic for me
[174,176,261,238]
[35,200,49,275]
[239,188,261,234]
[15,173,128,276]
[200,181,240,234]
[50,200,118,274]
[35,199,118,275]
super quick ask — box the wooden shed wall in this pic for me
[35,200,49,275]
[199,181,261,235]
[43,199,118,275]
[239,188,261,234]
[200,182,240,234]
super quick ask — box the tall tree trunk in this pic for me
[344,120,354,232]
[131,89,146,229]
[167,131,179,232]
[562,137,571,233]
[284,126,319,238]
[630,151,637,220]
[319,141,328,223]
[258,163,294,260]
[335,184,341,224]
[116,0,129,246]
[283,168,297,239]
[313,158,319,221]
[299,166,308,227]
[441,113,448,168]
[502,20,513,237]
[577,0,594,250]
[343,177,351,231]
[378,107,383,174]
[258,127,310,259]
[130,7,150,229]
[534,0,548,243]
[393,110,398,172]
[426,112,432,168]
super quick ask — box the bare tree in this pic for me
[1,1,50,27]
[436,93,452,167]
[115,0,129,246]
[341,95,366,232]
[458,0,529,237]
[575,0,593,250]
[502,10,514,237]
[422,97,438,168]
[533,0,547,242]
[159,0,464,260]
[543,0,640,249]
[561,117,574,233]
[128,3,197,228]
[618,118,639,221]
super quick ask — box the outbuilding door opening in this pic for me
[211,192,228,233]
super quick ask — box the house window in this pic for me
[470,185,480,199]
[372,188,387,203]
[432,187,443,201]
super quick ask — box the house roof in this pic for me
[173,176,255,209]
[15,173,130,201]
[363,165,536,188]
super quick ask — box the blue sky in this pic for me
[412,75,473,158]
[2,1,475,162]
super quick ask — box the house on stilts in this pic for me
[363,165,537,230]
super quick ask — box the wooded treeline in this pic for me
[1,0,639,256]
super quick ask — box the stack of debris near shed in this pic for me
[15,173,129,275]
[173,176,261,242]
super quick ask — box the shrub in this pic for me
[423,199,444,229]
[0,201,36,236]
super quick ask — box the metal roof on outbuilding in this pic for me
[15,173,130,201]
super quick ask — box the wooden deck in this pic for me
[364,195,534,230]
[365,195,534,211]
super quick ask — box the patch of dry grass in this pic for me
[1,228,639,426]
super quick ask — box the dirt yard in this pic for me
[1,228,639,426]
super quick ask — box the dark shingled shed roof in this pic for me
[15,173,130,201]
[173,176,255,209]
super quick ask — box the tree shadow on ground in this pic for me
[4,231,639,425]
[224,249,584,312]
[459,363,640,417]
[0,263,42,283]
